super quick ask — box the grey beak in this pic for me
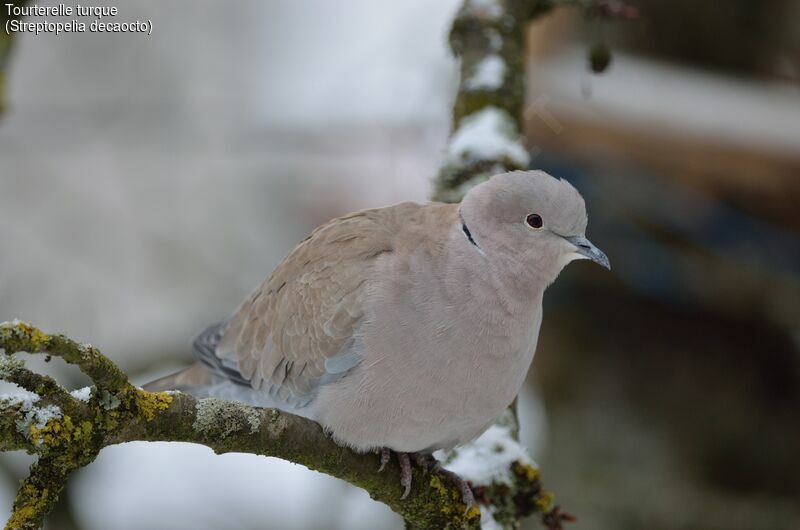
[564,235,611,270]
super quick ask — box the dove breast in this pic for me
[310,202,542,452]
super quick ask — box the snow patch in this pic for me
[480,506,503,530]
[487,30,502,52]
[466,55,506,91]
[70,386,93,402]
[0,355,24,377]
[441,423,534,486]
[0,392,40,410]
[2,392,63,439]
[467,0,503,18]
[447,106,530,167]
[26,404,62,430]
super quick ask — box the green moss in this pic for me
[28,416,73,448]
[535,490,554,512]
[264,409,287,438]
[512,460,539,482]
[405,474,481,526]
[429,475,449,497]
[26,415,96,469]
[0,321,50,355]
[100,409,121,431]
[135,391,172,421]
[5,483,47,530]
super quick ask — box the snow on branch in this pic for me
[0,321,558,530]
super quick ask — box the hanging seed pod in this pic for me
[589,41,612,73]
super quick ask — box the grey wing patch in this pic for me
[324,348,362,374]
[193,321,249,387]
[193,320,364,409]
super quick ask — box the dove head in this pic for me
[459,170,609,288]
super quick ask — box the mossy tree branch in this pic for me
[0,321,557,529]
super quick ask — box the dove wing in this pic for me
[210,207,397,408]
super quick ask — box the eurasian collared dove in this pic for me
[146,170,609,500]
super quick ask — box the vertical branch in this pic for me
[434,0,553,202]
[6,457,79,530]
[432,2,579,529]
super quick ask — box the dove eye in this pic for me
[525,213,543,229]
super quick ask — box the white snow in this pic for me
[25,404,62,430]
[487,30,503,52]
[447,106,530,167]
[1,391,62,440]
[0,392,40,410]
[0,355,24,377]
[70,386,92,402]
[480,507,504,530]
[467,0,503,18]
[466,55,506,91]
[441,423,534,486]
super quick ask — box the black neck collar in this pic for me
[459,211,483,253]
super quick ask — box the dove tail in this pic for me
[142,362,221,392]
[143,321,232,392]
[143,321,250,393]
[143,322,310,412]
[192,321,252,386]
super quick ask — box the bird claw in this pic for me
[378,447,391,473]
[398,452,412,499]
[438,467,475,513]
[377,448,412,497]
[377,449,474,509]
[412,452,439,474]
[459,482,476,514]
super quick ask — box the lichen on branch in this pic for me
[0,321,174,529]
[3,321,550,530]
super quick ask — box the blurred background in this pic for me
[1,1,798,529]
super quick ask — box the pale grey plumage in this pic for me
[146,170,608,453]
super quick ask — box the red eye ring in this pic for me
[526,213,543,229]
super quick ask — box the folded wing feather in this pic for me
[214,208,397,408]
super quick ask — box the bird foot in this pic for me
[413,453,475,512]
[412,452,439,472]
[437,467,476,513]
[398,452,412,499]
[378,447,391,473]
[377,448,412,498]
[377,449,475,509]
